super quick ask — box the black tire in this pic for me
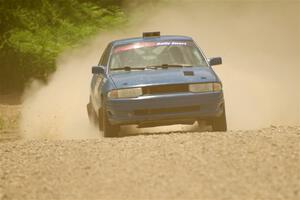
[211,106,227,132]
[100,105,120,137]
[87,102,98,126]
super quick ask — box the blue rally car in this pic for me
[87,32,227,137]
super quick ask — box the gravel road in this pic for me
[1,126,300,200]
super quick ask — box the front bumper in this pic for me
[106,91,225,126]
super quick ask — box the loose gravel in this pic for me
[0,126,300,200]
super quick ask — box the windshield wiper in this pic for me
[146,64,192,69]
[110,66,146,71]
[111,64,193,71]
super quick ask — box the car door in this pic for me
[92,44,112,110]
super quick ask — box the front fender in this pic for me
[93,76,116,112]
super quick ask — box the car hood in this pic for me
[109,67,218,89]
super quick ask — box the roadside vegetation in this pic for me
[0,116,4,130]
[0,0,127,94]
[0,105,20,131]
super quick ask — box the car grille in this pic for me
[142,84,189,95]
[134,105,200,116]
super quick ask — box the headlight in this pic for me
[108,88,143,99]
[189,83,222,93]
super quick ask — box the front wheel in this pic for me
[100,105,120,137]
[211,106,227,132]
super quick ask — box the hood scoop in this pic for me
[183,71,194,76]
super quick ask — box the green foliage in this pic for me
[0,0,127,93]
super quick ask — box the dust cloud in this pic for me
[20,0,300,139]
[20,41,100,139]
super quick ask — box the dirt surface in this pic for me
[0,105,21,142]
[1,126,299,200]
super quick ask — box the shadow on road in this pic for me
[118,123,212,138]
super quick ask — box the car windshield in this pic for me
[109,40,208,71]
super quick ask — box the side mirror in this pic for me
[92,66,104,75]
[208,57,222,66]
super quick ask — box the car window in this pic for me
[109,41,208,70]
[99,43,112,66]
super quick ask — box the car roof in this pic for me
[111,35,193,46]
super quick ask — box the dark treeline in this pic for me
[0,0,127,94]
